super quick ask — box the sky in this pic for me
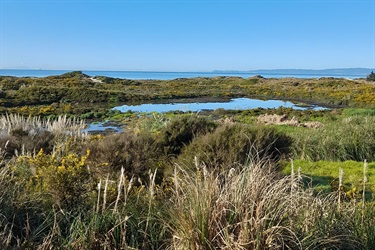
[0,0,374,71]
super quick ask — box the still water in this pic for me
[113,98,326,113]
[85,98,326,133]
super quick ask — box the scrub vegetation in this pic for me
[1,71,375,118]
[1,72,375,249]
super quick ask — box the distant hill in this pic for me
[213,68,375,77]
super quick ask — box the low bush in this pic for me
[177,124,292,170]
[159,115,217,156]
[1,137,374,249]
[86,131,165,182]
[367,71,375,81]
[12,148,92,210]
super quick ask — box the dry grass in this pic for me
[0,114,86,158]
[166,158,362,249]
[0,113,85,136]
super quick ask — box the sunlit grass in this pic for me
[282,160,375,194]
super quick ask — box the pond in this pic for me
[83,121,123,134]
[84,98,327,134]
[112,98,326,113]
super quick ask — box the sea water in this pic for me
[0,69,369,80]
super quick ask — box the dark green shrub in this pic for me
[60,71,89,78]
[367,71,375,81]
[177,124,292,170]
[86,132,165,182]
[159,115,217,156]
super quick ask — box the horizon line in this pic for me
[1,67,375,73]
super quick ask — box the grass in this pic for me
[3,155,363,249]
[2,105,375,248]
[0,114,86,163]
[0,113,84,134]
[282,160,375,194]
[290,116,375,161]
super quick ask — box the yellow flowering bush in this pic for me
[18,148,91,208]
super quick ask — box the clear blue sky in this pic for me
[1,0,374,71]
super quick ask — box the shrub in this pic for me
[0,161,55,248]
[367,71,375,81]
[86,131,165,182]
[159,115,217,156]
[177,124,292,170]
[14,148,92,209]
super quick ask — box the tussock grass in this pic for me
[166,159,362,249]
[0,152,372,249]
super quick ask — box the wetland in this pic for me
[1,71,375,249]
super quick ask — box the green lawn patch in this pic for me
[282,160,375,194]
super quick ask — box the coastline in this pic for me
[0,68,372,80]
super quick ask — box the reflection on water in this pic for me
[113,98,326,113]
[83,122,123,134]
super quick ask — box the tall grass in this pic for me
[0,165,168,249]
[166,159,362,249]
[0,113,85,136]
[1,153,373,249]
[291,116,375,161]
[0,114,86,159]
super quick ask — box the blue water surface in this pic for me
[113,98,325,113]
[0,69,367,80]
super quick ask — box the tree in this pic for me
[367,71,375,81]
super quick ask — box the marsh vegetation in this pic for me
[1,72,375,249]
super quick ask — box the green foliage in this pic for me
[159,115,217,156]
[59,71,89,78]
[342,107,375,116]
[178,124,292,170]
[291,116,375,161]
[166,161,363,249]
[282,159,375,193]
[3,110,375,248]
[14,148,92,209]
[4,71,375,118]
[86,132,165,182]
[367,71,375,81]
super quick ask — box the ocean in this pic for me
[0,69,372,80]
